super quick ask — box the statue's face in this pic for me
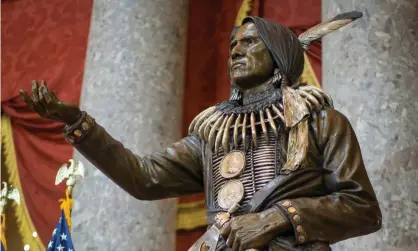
[228,22,274,90]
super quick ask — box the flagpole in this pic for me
[55,159,85,233]
[45,159,84,251]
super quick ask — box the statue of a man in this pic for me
[20,14,382,251]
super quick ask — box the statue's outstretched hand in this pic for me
[19,80,82,125]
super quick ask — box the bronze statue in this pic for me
[20,12,382,251]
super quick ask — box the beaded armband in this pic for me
[276,200,307,245]
[63,111,95,145]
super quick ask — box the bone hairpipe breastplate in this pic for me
[211,126,285,214]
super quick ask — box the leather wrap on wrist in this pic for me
[63,111,95,145]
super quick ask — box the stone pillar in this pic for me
[71,0,188,250]
[322,1,418,251]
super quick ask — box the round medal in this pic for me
[219,151,246,178]
[217,180,244,210]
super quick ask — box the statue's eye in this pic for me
[230,41,237,51]
[246,38,258,45]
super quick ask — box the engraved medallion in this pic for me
[217,180,244,210]
[219,151,246,179]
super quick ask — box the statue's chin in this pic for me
[232,77,266,91]
[231,73,255,90]
[234,82,256,90]
[231,70,274,91]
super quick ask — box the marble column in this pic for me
[71,0,188,250]
[322,1,418,251]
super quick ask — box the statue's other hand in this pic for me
[19,80,82,125]
[219,208,292,251]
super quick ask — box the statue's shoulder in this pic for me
[310,105,355,144]
[294,85,355,138]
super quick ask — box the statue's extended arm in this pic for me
[20,81,204,200]
[67,113,204,200]
[275,109,382,245]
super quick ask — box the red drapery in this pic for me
[1,0,93,246]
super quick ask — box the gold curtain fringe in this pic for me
[1,115,45,251]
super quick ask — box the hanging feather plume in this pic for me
[299,11,363,50]
[281,119,309,173]
[282,85,310,128]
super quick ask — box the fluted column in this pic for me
[323,1,418,250]
[71,0,188,250]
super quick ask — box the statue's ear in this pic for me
[229,84,243,104]
[272,68,284,88]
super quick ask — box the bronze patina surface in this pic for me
[20,11,381,251]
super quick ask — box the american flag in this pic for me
[46,210,75,251]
